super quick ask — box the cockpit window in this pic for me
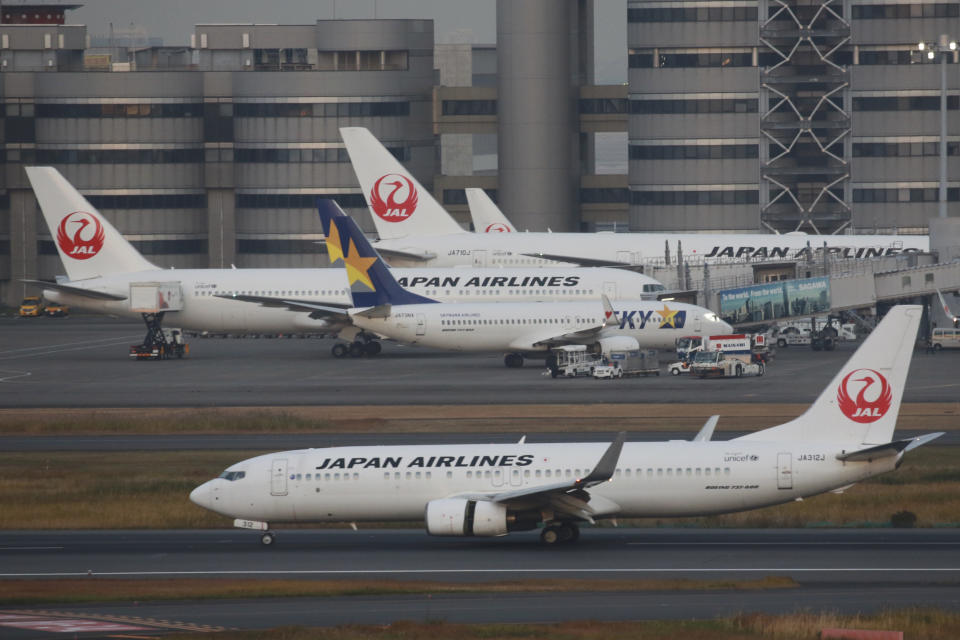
[218,470,246,481]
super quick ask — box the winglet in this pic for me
[693,415,719,442]
[578,432,626,487]
[601,295,618,327]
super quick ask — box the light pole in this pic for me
[918,35,957,219]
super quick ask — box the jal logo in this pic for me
[484,223,511,233]
[837,368,892,423]
[370,173,418,222]
[56,211,105,260]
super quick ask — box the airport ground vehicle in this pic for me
[592,349,660,379]
[44,303,69,317]
[547,345,601,378]
[775,316,855,349]
[18,296,44,317]
[129,327,189,360]
[667,360,692,375]
[931,327,960,350]
[690,349,764,378]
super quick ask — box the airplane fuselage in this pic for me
[348,301,728,352]
[374,233,929,268]
[191,440,897,525]
[43,267,658,334]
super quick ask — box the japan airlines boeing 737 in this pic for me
[190,305,942,546]
[312,200,730,367]
[24,167,663,355]
[341,127,928,268]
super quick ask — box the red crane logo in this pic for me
[56,211,105,260]
[837,368,892,423]
[370,174,418,222]
[484,223,511,233]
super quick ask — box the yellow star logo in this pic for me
[343,238,377,290]
[325,218,345,265]
[658,303,681,328]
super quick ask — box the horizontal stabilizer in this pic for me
[23,279,127,301]
[355,304,392,319]
[369,246,436,263]
[836,432,944,462]
[693,415,720,442]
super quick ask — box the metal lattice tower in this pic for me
[759,0,852,234]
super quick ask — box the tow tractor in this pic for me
[690,349,764,378]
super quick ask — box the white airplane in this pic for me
[466,188,515,233]
[311,199,731,367]
[190,305,942,546]
[341,127,929,269]
[23,167,664,356]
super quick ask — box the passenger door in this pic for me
[777,453,793,490]
[271,458,288,496]
[416,313,426,336]
[472,250,487,267]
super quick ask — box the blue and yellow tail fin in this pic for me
[317,199,436,308]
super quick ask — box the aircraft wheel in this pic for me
[331,343,348,358]
[540,526,560,545]
[349,341,365,358]
[364,341,382,356]
[777,338,787,348]
[758,362,765,377]
[504,353,524,368]
[261,531,275,546]
[557,523,578,544]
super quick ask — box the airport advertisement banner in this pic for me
[719,277,831,324]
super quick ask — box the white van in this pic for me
[931,328,960,350]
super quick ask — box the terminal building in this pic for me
[1,0,958,309]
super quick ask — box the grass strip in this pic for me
[0,576,797,606]
[162,609,960,640]
[2,448,957,529]
[1,402,957,435]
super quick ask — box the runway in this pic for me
[1,529,958,632]
[2,317,959,407]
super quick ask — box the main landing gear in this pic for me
[504,353,525,368]
[539,522,580,545]
[331,333,382,358]
[260,530,276,546]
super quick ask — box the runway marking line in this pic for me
[2,568,959,578]
[0,609,230,633]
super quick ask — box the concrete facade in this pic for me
[0,19,434,305]
[627,0,959,234]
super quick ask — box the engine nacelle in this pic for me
[424,498,508,537]
[598,335,640,355]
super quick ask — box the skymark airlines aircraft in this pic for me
[341,127,929,268]
[313,200,730,367]
[190,305,941,546]
[24,167,663,355]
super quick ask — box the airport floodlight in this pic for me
[918,34,959,217]
[918,41,925,51]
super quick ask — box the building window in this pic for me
[86,194,207,209]
[35,103,202,118]
[236,193,366,208]
[34,149,203,164]
[629,6,758,22]
[315,50,409,71]
[237,239,327,254]
[442,189,497,206]
[234,101,409,118]
[631,189,759,205]
[853,187,959,203]
[579,188,629,204]
[852,3,959,19]
[854,142,958,157]
[441,100,497,116]
[629,144,759,160]
[629,98,758,114]
[658,52,753,68]
[579,98,628,114]
[234,147,407,163]
[854,96,960,111]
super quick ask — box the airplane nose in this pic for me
[190,482,212,509]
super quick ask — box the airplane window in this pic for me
[615,469,621,477]
[384,472,390,480]
[494,470,501,477]
[353,473,359,480]
[625,469,631,477]
[647,469,653,477]
[415,472,421,479]
[705,468,711,476]
[565,469,571,478]
[535,470,542,478]
[575,469,582,477]
[305,474,311,480]
[686,468,692,476]
[696,468,701,476]
[395,472,400,480]
[466,471,472,478]
[676,468,682,476]
[325,473,330,480]
[484,470,491,478]
[334,473,340,480]
[667,469,673,477]
[657,468,663,476]
[406,472,411,479]
[545,470,551,478]
[724,467,731,476]
[512,470,519,477]
[446,471,452,479]
[524,470,530,478]
[425,472,432,479]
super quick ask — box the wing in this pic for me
[214,293,350,318]
[370,246,437,263]
[520,252,643,271]
[22,279,127,301]
[508,324,606,351]
[456,432,627,523]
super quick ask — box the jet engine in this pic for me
[597,335,640,355]
[424,499,540,537]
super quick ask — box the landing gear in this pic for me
[504,353,524,368]
[331,333,382,359]
[539,522,580,546]
[260,531,275,546]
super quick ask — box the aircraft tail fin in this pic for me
[465,188,516,233]
[738,305,922,445]
[316,199,436,309]
[339,127,465,240]
[25,167,157,281]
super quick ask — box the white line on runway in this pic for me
[0,547,63,551]
[625,542,960,546]
[0,370,31,382]
[0,336,142,361]
[3,568,960,578]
